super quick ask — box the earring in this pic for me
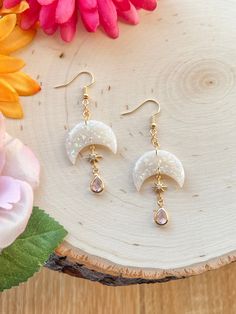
[55,71,117,193]
[122,99,185,226]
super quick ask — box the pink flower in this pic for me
[3,0,157,42]
[0,114,40,250]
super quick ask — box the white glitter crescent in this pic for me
[133,150,185,191]
[66,120,117,164]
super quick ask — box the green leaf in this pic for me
[0,207,67,292]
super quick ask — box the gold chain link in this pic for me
[150,116,160,150]
[82,99,91,122]
[157,192,164,207]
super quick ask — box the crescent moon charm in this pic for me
[66,120,117,165]
[133,149,185,226]
[65,119,117,194]
[133,150,185,191]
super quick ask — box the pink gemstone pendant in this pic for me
[154,208,168,226]
[90,175,104,194]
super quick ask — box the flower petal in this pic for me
[130,0,157,11]
[0,79,19,102]
[113,0,130,11]
[2,133,40,188]
[3,0,21,9]
[60,10,77,42]
[80,11,99,32]
[0,180,33,250]
[39,1,57,30]
[118,3,139,24]
[97,0,119,38]
[0,26,36,55]
[1,72,41,96]
[37,0,55,5]
[56,0,75,24]
[0,55,25,73]
[143,0,157,10]
[0,101,23,119]
[20,0,41,29]
[0,1,29,14]
[77,0,97,10]
[0,14,17,42]
[0,176,21,210]
[43,24,58,35]
[78,0,99,32]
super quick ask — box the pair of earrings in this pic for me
[56,71,185,226]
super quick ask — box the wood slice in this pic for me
[10,0,236,285]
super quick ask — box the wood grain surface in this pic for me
[1,264,236,314]
[9,0,236,280]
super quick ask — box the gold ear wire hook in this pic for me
[122,99,161,150]
[55,71,95,122]
[54,71,95,93]
[121,99,161,123]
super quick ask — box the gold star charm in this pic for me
[87,152,103,163]
[153,181,168,193]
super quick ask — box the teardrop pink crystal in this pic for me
[90,175,104,193]
[154,208,168,226]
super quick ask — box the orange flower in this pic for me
[0,12,40,119]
